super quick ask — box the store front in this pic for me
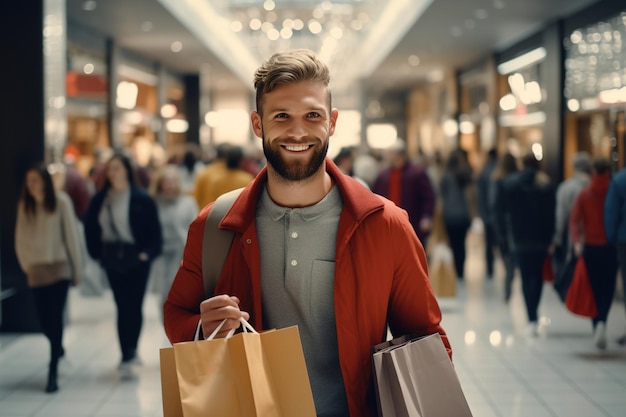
[563,9,626,173]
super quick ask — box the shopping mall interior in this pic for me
[1,0,626,416]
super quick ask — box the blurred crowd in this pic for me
[14,138,626,392]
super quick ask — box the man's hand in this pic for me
[200,294,250,339]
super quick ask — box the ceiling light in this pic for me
[161,104,177,118]
[267,28,280,40]
[170,41,183,53]
[83,63,95,74]
[408,55,420,66]
[141,21,153,32]
[280,27,293,39]
[308,20,322,35]
[263,0,275,12]
[250,19,262,30]
[497,47,546,74]
[292,19,304,30]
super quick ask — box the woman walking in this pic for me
[84,153,162,378]
[15,163,84,392]
[570,157,618,349]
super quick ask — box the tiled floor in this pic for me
[1,229,625,417]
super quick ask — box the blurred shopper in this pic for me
[550,152,592,279]
[192,143,229,209]
[177,148,204,195]
[205,144,254,203]
[498,152,555,337]
[352,146,380,188]
[490,152,519,302]
[570,157,617,349]
[438,149,476,279]
[14,163,84,393]
[372,139,435,244]
[83,153,162,378]
[477,148,498,279]
[149,164,198,319]
[333,146,370,189]
[426,150,445,197]
[604,165,626,346]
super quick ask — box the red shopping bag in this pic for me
[542,254,554,282]
[565,257,597,318]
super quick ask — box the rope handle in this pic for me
[194,317,258,341]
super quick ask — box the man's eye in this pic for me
[275,113,288,118]
[308,112,321,118]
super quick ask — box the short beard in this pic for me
[262,136,329,182]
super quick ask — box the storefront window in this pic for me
[496,47,547,160]
[66,40,108,177]
[563,11,626,170]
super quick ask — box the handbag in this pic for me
[553,250,577,302]
[372,333,473,417]
[428,243,456,297]
[100,241,140,273]
[565,257,598,318]
[160,319,316,417]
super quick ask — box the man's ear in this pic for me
[329,108,339,136]
[251,111,263,138]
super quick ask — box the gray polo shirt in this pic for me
[256,184,349,417]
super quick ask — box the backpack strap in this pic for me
[201,188,244,298]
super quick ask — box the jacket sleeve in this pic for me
[163,205,212,343]
[14,202,28,272]
[552,184,568,246]
[387,213,452,359]
[569,193,584,245]
[134,190,163,260]
[58,193,84,285]
[604,179,620,243]
[83,192,104,259]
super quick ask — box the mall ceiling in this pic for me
[67,0,601,98]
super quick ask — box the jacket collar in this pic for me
[221,157,384,233]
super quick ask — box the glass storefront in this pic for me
[495,47,547,161]
[563,11,626,171]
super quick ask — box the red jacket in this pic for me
[570,174,611,246]
[164,159,451,417]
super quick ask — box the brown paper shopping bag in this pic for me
[160,319,316,417]
[429,243,457,298]
[372,333,473,417]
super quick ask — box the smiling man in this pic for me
[163,49,451,417]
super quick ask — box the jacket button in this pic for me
[246,239,252,244]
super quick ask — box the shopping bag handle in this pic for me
[194,317,259,341]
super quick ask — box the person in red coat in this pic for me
[570,157,618,349]
[164,49,450,417]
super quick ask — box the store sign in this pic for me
[66,71,107,97]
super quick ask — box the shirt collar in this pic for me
[258,183,342,222]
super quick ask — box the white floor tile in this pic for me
[0,228,624,417]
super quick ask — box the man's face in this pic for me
[251,80,338,182]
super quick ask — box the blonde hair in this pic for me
[149,164,182,197]
[253,49,331,114]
